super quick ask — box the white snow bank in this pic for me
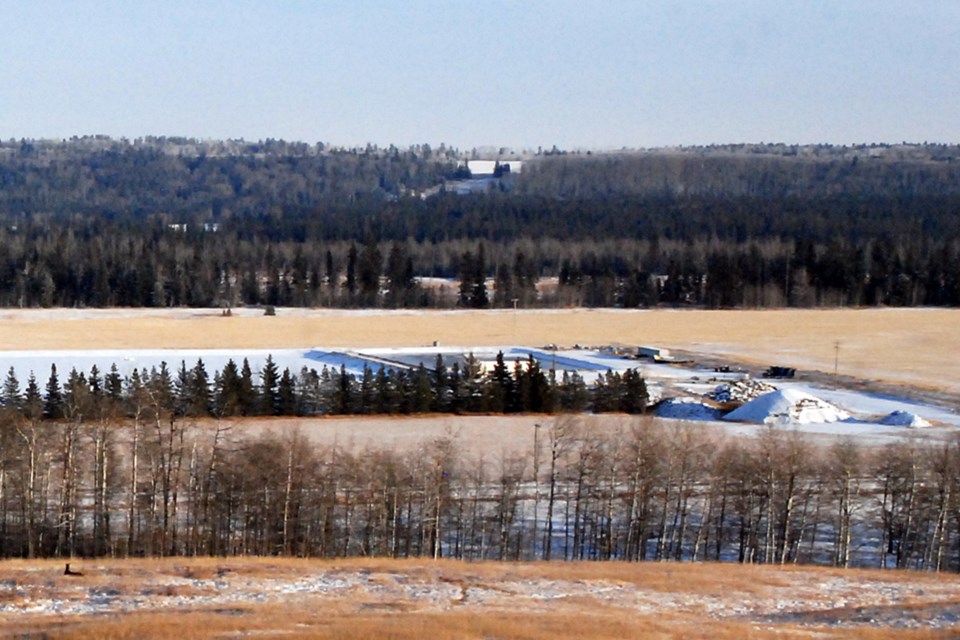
[656,397,723,421]
[722,388,850,425]
[878,410,932,428]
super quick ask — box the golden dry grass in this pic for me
[237,413,666,457]
[0,307,956,391]
[0,308,954,637]
[2,557,960,639]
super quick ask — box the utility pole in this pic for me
[834,341,840,379]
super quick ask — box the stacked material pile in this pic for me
[722,388,850,425]
[710,379,778,404]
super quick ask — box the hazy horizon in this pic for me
[3,1,959,149]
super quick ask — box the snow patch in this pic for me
[656,397,724,421]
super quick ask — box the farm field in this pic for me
[236,410,956,458]
[0,308,957,637]
[0,306,956,447]
[0,307,957,392]
[2,557,959,639]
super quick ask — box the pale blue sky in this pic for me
[2,1,958,149]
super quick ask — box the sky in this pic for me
[2,1,959,150]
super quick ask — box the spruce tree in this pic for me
[277,368,297,416]
[494,262,513,308]
[2,366,20,411]
[375,366,392,414]
[447,362,462,414]
[259,355,280,416]
[359,237,383,305]
[148,362,175,416]
[458,245,489,308]
[174,361,191,417]
[239,359,255,416]
[216,359,242,416]
[620,369,648,414]
[486,351,510,412]
[461,354,484,412]
[333,364,354,414]
[88,364,102,398]
[345,243,358,301]
[106,364,124,407]
[63,368,89,421]
[23,372,43,422]
[325,250,337,292]
[431,354,448,412]
[385,242,416,307]
[359,366,376,414]
[512,358,529,412]
[88,364,103,417]
[412,364,432,413]
[44,364,63,420]
[525,356,550,412]
[189,359,211,417]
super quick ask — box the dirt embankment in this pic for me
[1,558,959,639]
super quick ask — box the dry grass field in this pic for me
[1,308,957,637]
[2,557,959,639]
[0,307,957,391]
[238,413,650,456]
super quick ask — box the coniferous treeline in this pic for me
[6,354,648,422]
[0,210,958,308]
[1,137,960,308]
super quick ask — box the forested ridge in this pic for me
[1,137,960,308]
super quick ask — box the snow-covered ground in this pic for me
[656,384,960,443]
[2,560,960,633]
[661,369,960,439]
[0,345,956,441]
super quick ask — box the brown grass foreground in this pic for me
[0,307,958,391]
[1,557,959,639]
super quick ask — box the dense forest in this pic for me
[1,137,959,308]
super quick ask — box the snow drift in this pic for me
[722,388,850,425]
[656,397,723,421]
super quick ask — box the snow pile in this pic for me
[878,410,932,428]
[722,388,850,425]
[710,379,778,404]
[656,397,723,421]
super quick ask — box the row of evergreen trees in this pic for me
[3,353,649,422]
[4,217,959,309]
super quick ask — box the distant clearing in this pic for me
[0,307,957,391]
